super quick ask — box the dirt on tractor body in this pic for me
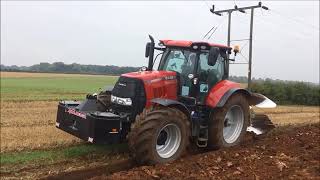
[40,124,320,180]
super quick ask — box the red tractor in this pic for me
[56,35,275,164]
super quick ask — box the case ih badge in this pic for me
[65,108,86,119]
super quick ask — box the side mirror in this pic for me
[145,42,151,58]
[208,47,220,66]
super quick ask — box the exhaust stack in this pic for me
[145,35,155,71]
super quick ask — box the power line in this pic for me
[203,26,215,39]
[207,27,217,40]
[270,9,319,31]
[254,10,316,38]
[235,6,317,43]
[239,52,249,63]
[208,16,228,40]
[230,38,250,42]
[236,6,318,38]
[202,0,211,10]
[240,40,249,53]
[202,16,228,40]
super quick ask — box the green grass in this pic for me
[0,76,118,101]
[0,144,127,165]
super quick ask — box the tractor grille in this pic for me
[111,76,146,118]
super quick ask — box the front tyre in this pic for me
[208,93,249,149]
[128,107,190,165]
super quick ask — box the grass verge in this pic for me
[1,75,117,101]
[0,143,128,165]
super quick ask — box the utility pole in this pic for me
[226,12,232,79]
[248,8,254,89]
[210,2,268,90]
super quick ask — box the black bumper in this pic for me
[56,101,126,144]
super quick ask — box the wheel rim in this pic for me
[223,105,244,144]
[156,123,181,159]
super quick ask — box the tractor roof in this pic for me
[160,40,232,50]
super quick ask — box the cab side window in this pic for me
[198,53,224,86]
[197,53,224,102]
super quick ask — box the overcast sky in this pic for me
[1,1,319,83]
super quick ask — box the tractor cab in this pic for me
[156,40,232,104]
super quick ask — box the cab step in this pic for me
[196,124,208,148]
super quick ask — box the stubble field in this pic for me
[0,72,117,152]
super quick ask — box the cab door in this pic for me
[196,52,225,103]
[159,49,198,97]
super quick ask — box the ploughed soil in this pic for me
[3,124,319,180]
[90,124,320,180]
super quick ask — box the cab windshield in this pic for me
[158,49,198,74]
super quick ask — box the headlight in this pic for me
[111,95,132,106]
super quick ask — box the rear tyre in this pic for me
[128,106,190,165]
[207,93,249,149]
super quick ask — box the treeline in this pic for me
[229,76,319,106]
[250,79,319,106]
[1,63,319,106]
[0,62,139,75]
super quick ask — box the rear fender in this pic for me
[150,98,191,120]
[205,80,241,108]
[215,88,276,108]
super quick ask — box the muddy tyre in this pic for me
[207,93,249,149]
[128,106,190,165]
